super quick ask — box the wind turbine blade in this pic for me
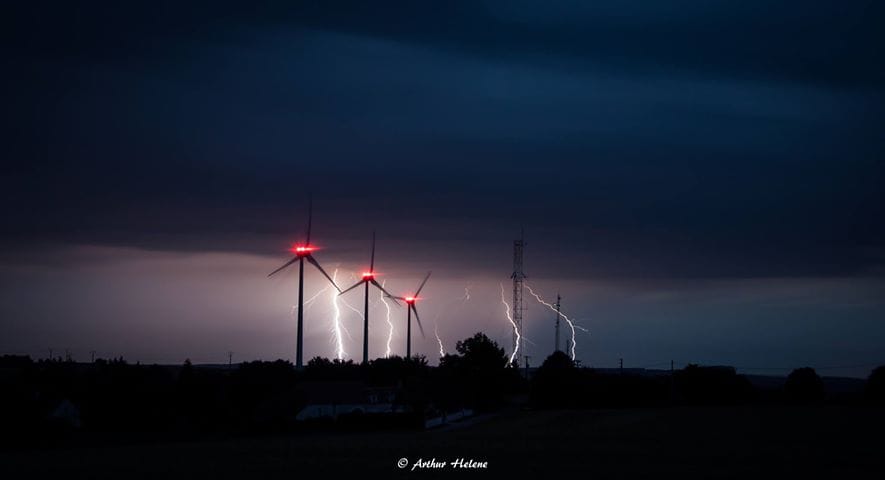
[414,271,432,296]
[412,305,426,338]
[338,279,364,296]
[306,255,340,292]
[306,195,313,245]
[370,231,376,271]
[267,257,298,277]
[371,279,399,305]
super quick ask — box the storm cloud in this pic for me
[1,1,884,372]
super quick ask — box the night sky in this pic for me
[2,1,884,376]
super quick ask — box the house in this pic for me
[295,381,409,421]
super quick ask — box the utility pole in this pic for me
[48,348,53,361]
[90,350,96,363]
[619,357,623,374]
[524,355,531,379]
[554,293,561,353]
[228,351,233,369]
[511,230,526,365]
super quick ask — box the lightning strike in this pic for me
[379,280,394,358]
[338,294,362,342]
[500,283,520,366]
[525,283,582,361]
[290,285,329,317]
[329,269,346,360]
[434,322,445,357]
[427,285,470,359]
[340,296,364,320]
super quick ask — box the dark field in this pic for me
[3,406,883,478]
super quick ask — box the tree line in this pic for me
[1,332,884,449]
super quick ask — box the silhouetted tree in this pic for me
[540,350,575,370]
[0,354,33,369]
[437,332,519,411]
[531,351,578,408]
[437,353,460,370]
[674,365,754,405]
[784,367,825,403]
[455,332,509,369]
[229,360,298,431]
[307,356,333,368]
[367,355,428,385]
[303,356,359,381]
[176,358,203,428]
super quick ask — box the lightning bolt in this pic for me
[339,273,367,326]
[428,285,471,359]
[339,296,363,320]
[290,285,330,317]
[379,280,394,358]
[329,268,346,360]
[306,294,325,313]
[338,294,362,343]
[525,283,584,361]
[434,323,445,357]
[500,283,520,366]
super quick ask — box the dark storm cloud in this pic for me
[5,1,883,86]
[2,1,884,278]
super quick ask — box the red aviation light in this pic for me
[290,244,316,256]
[362,271,375,279]
[405,296,416,304]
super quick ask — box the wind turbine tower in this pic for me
[339,232,399,364]
[389,271,431,359]
[511,232,525,366]
[268,199,341,369]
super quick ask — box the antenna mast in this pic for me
[511,230,525,365]
[554,293,561,353]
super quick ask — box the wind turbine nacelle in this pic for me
[291,245,317,256]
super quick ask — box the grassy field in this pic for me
[2,406,883,478]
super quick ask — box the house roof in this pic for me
[297,381,368,404]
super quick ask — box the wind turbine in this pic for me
[268,199,340,369]
[389,271,431,359]
[339,232,399,364]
